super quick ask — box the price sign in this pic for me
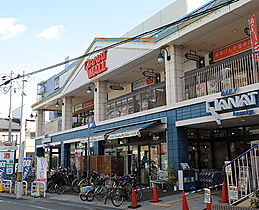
[0,160,7,181]
[229,186,238,200]
[204,188,211,203]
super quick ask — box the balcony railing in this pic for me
[106,82,166,120]
[182,52,259,100]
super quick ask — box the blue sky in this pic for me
[0,0,209,118]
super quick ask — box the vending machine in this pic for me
[178,163,196,191]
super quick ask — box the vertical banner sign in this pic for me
[249,15,259,63]
[36,157,47,182]
[229,186,238,200]
[0,160,7,181]
[204,188,211,203]
[22,158,32,181]
[0,151,15,175]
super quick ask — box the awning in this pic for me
[107,121,158,140]
[81,129,116,143]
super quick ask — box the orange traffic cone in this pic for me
[150,184,162,202]
[182,191,189,210]
[219,182,229,203]
[207,194,212,210]
[128,188,141,209]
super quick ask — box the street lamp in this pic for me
[86,83,97,93]
[157,48,171,63]
[55,98,64,107]
[87,112,96,179]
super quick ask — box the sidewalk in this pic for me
[0,188,223,209]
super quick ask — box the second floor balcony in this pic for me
[183,52,259,100]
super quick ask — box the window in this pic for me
[54,77,60,90]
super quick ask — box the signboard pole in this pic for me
[16,72,26,199]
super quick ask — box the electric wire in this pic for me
[0,0,239,87]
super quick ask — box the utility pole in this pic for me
[8,70,13,143]
[16,71,26,199]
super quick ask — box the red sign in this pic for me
[82,99,94,109]
[213,37,252,62]
[84,50,108,79]
[249,15,259,61]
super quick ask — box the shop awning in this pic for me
[107,121,158,140]
[81,129,116,143]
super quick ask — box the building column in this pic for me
[60,142,65,167]
[36,110,45,137]
[167,110,188,174]
[165,45,185,106]
[94,81,107,123]
[62,97,72,130]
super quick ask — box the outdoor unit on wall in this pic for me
[110,83,124,91]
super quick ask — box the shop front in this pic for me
[100,120,167,184]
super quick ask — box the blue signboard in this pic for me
[22,158,32,181]
[0,160,7,181]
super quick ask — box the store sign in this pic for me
[204,188,211,203]
[74,99,94,112]
[229,186,238,200]
[0,160,7,181]
[42,138,51,144]
[132,77,156,91]
[206,91,258,125]
[84,50,108,79]
[221,88,238,96]
[249,15,259,61]
[213,37,252,62]
[185,52,201,62]
[36,157,48,182]
[22,158,32,181]
[233,109,254,116]
[108,130,141,140]
[0,142,16,150]
[0,151,15,175]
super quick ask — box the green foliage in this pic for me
[250,189,259,208]
[167,163,177,185]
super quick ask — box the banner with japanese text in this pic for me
[22,158,32,181]
[0,160,7,181]
[0,151,15,175]
[36,157,47,182]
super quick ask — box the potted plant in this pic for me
[167,163,178,191]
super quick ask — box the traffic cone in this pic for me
[182,191,189,210]
[128,188,141,209]
[150,184,162,202]
[207,194,212,210]
[0,181,3,192]
[219,182,229,203]
[35,183,41,197]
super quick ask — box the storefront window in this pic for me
[212,129,227,138]
[200,142,212,169]
[187,129,197,139]
[229,127,243,136]
[199,130,211,139]
[106,83,166,120]
[245,125,259,135]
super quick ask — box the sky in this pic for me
[0,0,209,119]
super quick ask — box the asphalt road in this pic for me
[0,196,117,210]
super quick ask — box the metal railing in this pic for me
[182,52,259,100]
[223,144,259,205]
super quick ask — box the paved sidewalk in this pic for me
[0,189,223,209]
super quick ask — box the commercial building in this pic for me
[33,0,259,183]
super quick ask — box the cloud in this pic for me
[187,0,210,12]
[37,25,65,40]
[0,18,26,40]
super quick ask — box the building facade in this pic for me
[33,0,259,182]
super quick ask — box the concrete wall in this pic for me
[123,0,187,37]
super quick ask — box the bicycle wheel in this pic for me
[132,184,143,202]
[72,178,81,193]
[80,193,87,201]
[55,184,66,194]
[111,188,124,207]
[86,190,95,202]
[47,180,56,193]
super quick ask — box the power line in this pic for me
[0,0,239,87]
